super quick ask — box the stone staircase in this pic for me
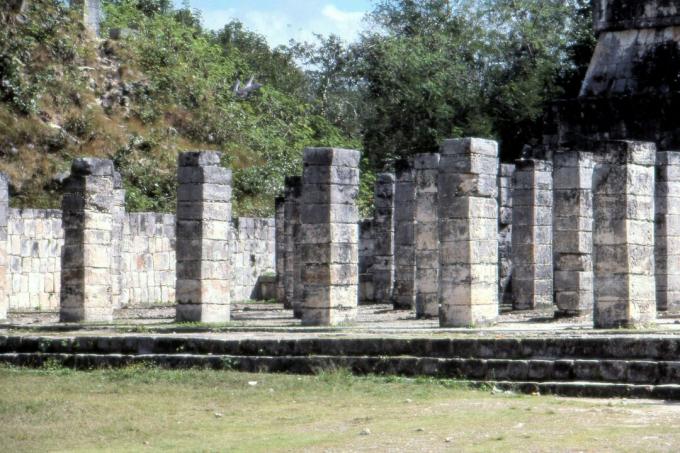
[2,334,680,399]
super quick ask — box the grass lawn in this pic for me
[1,366,680,452]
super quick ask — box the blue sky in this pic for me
[173,1,373,46]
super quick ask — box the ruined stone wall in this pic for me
[230,217,275,301]
[359,219,375,304]
[121,213,176,306]
[7,209,63,311]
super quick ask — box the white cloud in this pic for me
[199,3,366,47]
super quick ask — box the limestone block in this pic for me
[438,138,499,327]
[593,141,657,328]
[175,151,231,323]
[300,148,361,325]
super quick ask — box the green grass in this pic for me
[2,366,680,452]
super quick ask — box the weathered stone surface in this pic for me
[593,141,657,328]
[60,158,115,322]
[372,173,395,304]
[438,138,499,327]
[175,152,231,323]
[656,151,680,311]
[283,177,303,317]
[275,197,287,306]
[414,153,440,318]
[554,151,595,317]
[392,160,416,310]
[0,173,8,320]
[300,148,361,326]
[511,159,553,310]
[498,164,514,307]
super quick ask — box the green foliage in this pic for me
[102,0,357,214]
[0,1,85,114]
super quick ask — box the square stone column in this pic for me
[656,152,680,311]
[593,141,656,328]
[414,153,440,318]
[274,196,287,306]
[438,138,499,327]
[393,159,416,310]
[60,158,116,322]
[175,152,232,323]
[359,219,375,304]
[111,171,126,309]
[511,159,553,310]
[498,164,515,307]
[553,151,595,317]
[299,147,360,326]
[0,173,8,320]
[283,176,303,318]
[372,173,395,304]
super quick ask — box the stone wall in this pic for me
[5,206,275,312]
[122,213,176,306]
[7,209,63,311]
[230,217,275,301]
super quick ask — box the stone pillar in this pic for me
[299,147,360,326]
[283,176,303,317]
[656,152,680,312]
[359,219,375,304]
[111,171,126,309]
[0,173,8,320]
[60,158,115,322]
[274,196,287,306]
[498,164,515,307]
[372,173,395,304]
[438,138,499,327]
[393,160,416,310]
[175,152,232,323]
[593,141,656,328]
[414,153,440,318]
[70,0,102,36]
[553,151,595,317]
[511,159,553,310]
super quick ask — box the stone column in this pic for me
[60,158,115,322]
[511,159,553,310]
[0,173,8,320]
[393,159,416,310]
[283,176,303,318]
[175,152,232,323]
[274,196,287,306]
[299,147,360,326]
[372,173,395,304]
[498,164,515,307]
[438,138,499,327]
[359,219,375,304]
[593,141,656,328]
[553,151,595,317]
[111,171,126,309]
[414,153,440,318]
[70,0,102,36]
[656,152,680,312]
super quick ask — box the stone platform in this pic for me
[5,303,680,400]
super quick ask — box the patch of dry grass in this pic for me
[1,366,680,452]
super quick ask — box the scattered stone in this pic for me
[360,428,371,436]
[247,381,258,386]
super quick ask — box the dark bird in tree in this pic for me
[233,76,263,99]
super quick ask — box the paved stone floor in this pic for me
[5,303,680,339]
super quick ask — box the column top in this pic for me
[72,158,115,176]
[602,140,657,165]
[413,153,440,169]
[376,172,395,184]
[440,138,498,157]
[303,147,361,167]
[178,151,222,167]
[514,158,553,171]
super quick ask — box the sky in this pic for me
[173,0,373,47]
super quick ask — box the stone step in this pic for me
[2,352,680,388]
[3,335,680,361]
